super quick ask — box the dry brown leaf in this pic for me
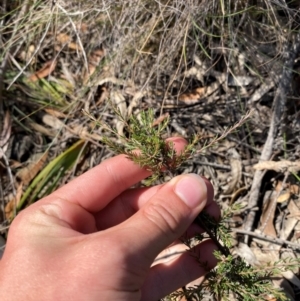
[287,200,300,217]
[4,199,14,220]
[60,59,76,86]
[152,113,169,127]
[89,49,104,65]
[68,42,81,51]
[277,192,291,203]
[179,81,220,104]
[67,124,103,141]
[260,191,277,237]
[42,114,64,130]
[223,148,242,194]
[56,33,71,44]
[28,121,56,137]
[5,183,23,220]
[94,75,125,87]
[28,60,57,82]
[84,48,105,83]
[19,44,36,63]
[95,86,109,106]
[127,89,145,117]
[28,63,52,81]
[275,181,291,203]
[56,33,81,51]
[253,160,300,173]
[76,22,88,33]
[179,86,207,103]
[184,66,204,82]
[280,200,299,242]
[9,160,23,169]
[16,152,48,185]
[44,108,68,118]
[110,91,127,135]
[290,184,300,195]
[0,111,12,159]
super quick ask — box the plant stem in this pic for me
[195,215,230,257]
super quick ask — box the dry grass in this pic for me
[1,0,300,299]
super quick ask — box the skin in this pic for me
[0,137,220,301]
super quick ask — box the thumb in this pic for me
[122,174,208,265]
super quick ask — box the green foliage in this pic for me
[173,250,289,301]
[86,107,298,301]
[173,249,300,301]
[18,140,87,212]
[86,106,252,184]
[206,252,286,301]
[86,108,198,183]
[21,77,72,107]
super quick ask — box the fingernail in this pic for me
[172,174,207,209]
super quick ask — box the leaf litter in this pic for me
[1,1,300,300]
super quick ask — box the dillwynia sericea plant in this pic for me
[85,107,299,301]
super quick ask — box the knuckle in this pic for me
[11,202,59,234]
[142,200,180,237]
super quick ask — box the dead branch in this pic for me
[244,32,300,243]
[253,160,300,173]
[232,228,300,252]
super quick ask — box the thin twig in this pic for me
[195,110,253,155]
[191,160,231,171]
[232,228,300,252]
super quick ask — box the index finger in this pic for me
[46,137,187,213]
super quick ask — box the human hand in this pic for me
[0,137,219,301]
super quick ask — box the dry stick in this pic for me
[243,32,300,244]
[232,228,300,252]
